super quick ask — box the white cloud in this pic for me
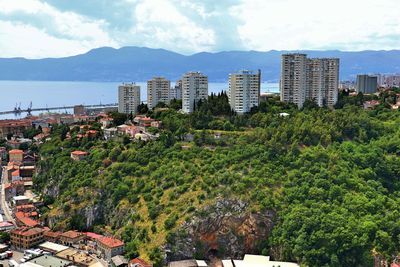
[231,0,400,51]
[0,0,118,58]
[128,0,216,54]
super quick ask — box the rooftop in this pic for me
[9,149,24,155]
[56,248,98,266]
[11,227,45,236]
[131,258,152,267]
[60,230,83,239]
[28,254,72,267]
[71,151,88,156]
[39,241,69,253]
[85,232,103,240]
[98,236,124,248]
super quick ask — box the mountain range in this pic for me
[1,46,400,82]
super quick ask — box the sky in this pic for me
[0,0,399,58]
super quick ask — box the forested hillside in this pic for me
[34,94,400,266]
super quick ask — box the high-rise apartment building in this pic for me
[280,54,339,108]
[170,80,182,101]
[307,58,339,107]
[182,72,208,113]
[147,77,171,109]
[228,70,261,114]
[118,83,141,114]
[280,54,308,108]
[356,75,378,94]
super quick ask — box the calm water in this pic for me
[0,81,279,119]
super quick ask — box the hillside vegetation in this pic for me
[34,94,400,267]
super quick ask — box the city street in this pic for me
[0,250,24,267]
[0,167,15,225]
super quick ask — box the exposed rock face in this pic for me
[165,198,275,261]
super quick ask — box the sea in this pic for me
[0,81,279,119]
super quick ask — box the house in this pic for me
[100,117,114,129]
[130,258,152,267]
[10,227,45,249]
[4,181,25,201]
[125,126,142,138]
[112,255,129,267]
[71,151,88,161]
[9,149,24,163]
[0,119,32,139]
[44,230,62,243]
[97,236,124,261]
[11,169,21,182]
[13,195,30,206]
[363,100,381,110]
[133,116,154,127]
[15,212,40,227]
[59,230,85,246]
[104,128,118,140]
[85,232,103,252]
[0,221,15,231]
[19,165,36,178]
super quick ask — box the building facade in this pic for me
[97,236,124,261]
[280,54,339,108]
[147,77,171,109]
[170,80,183,101]
[118,83,141,114]
[182,72,208,113]
[356,75,378,94]
[228,70,261,114]
[307,58,339,107]
[11,227,45,249]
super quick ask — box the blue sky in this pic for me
[0,0,399,58]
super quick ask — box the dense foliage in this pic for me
[33,95,400,267]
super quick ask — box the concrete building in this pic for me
[118,83,141,114]
[307,58,339,107]
[70,151,88,161]
[10,227,45,249]
[9,149,24,163]
[228,70,261,114]
[170,80,182,101]
[356,75,378,94]
[182,72,208,113]
[280,54,308,108]
[147,77,171,109]
[280,54,339,108]
[97,236,124,261]
[59,230,85,246]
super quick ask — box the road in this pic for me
[0,167,16,225]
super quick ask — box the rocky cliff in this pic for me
[165,199,275,261]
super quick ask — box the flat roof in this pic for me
[13,195,30,200]
[28,255,72,267]
[39,241,69,253]
[56,248,97,266]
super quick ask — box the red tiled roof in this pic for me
[9,149,23,155]
[44,230,62,238]
[11,170,20,177]
[86,232,104,240]
[0,221,14,228]
[18,217,40,227]
[71,151,88,156]
[98,236,124,248]
[11,227,44,236]
[131,258,152,267]
[61,230,83,239]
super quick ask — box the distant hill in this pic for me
[1,47,400,82]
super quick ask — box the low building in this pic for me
[112,255,129,267]
[27,254,72,267]
[56,248,98,267]
[104,128,118,140]
[38,241,69,254]
[9,149,24,163]
[44,231,62,243]
[97,236,124,261]
[130,258,152,267]
[0,221,15,231]
[10,227,45,249]
[59,230,85,246]
[100,117,114,129]
[168,260,199,267]
[15,211,40,227]
[13,195,30,206]
[363,100,381,110]
[70,151,88,161]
